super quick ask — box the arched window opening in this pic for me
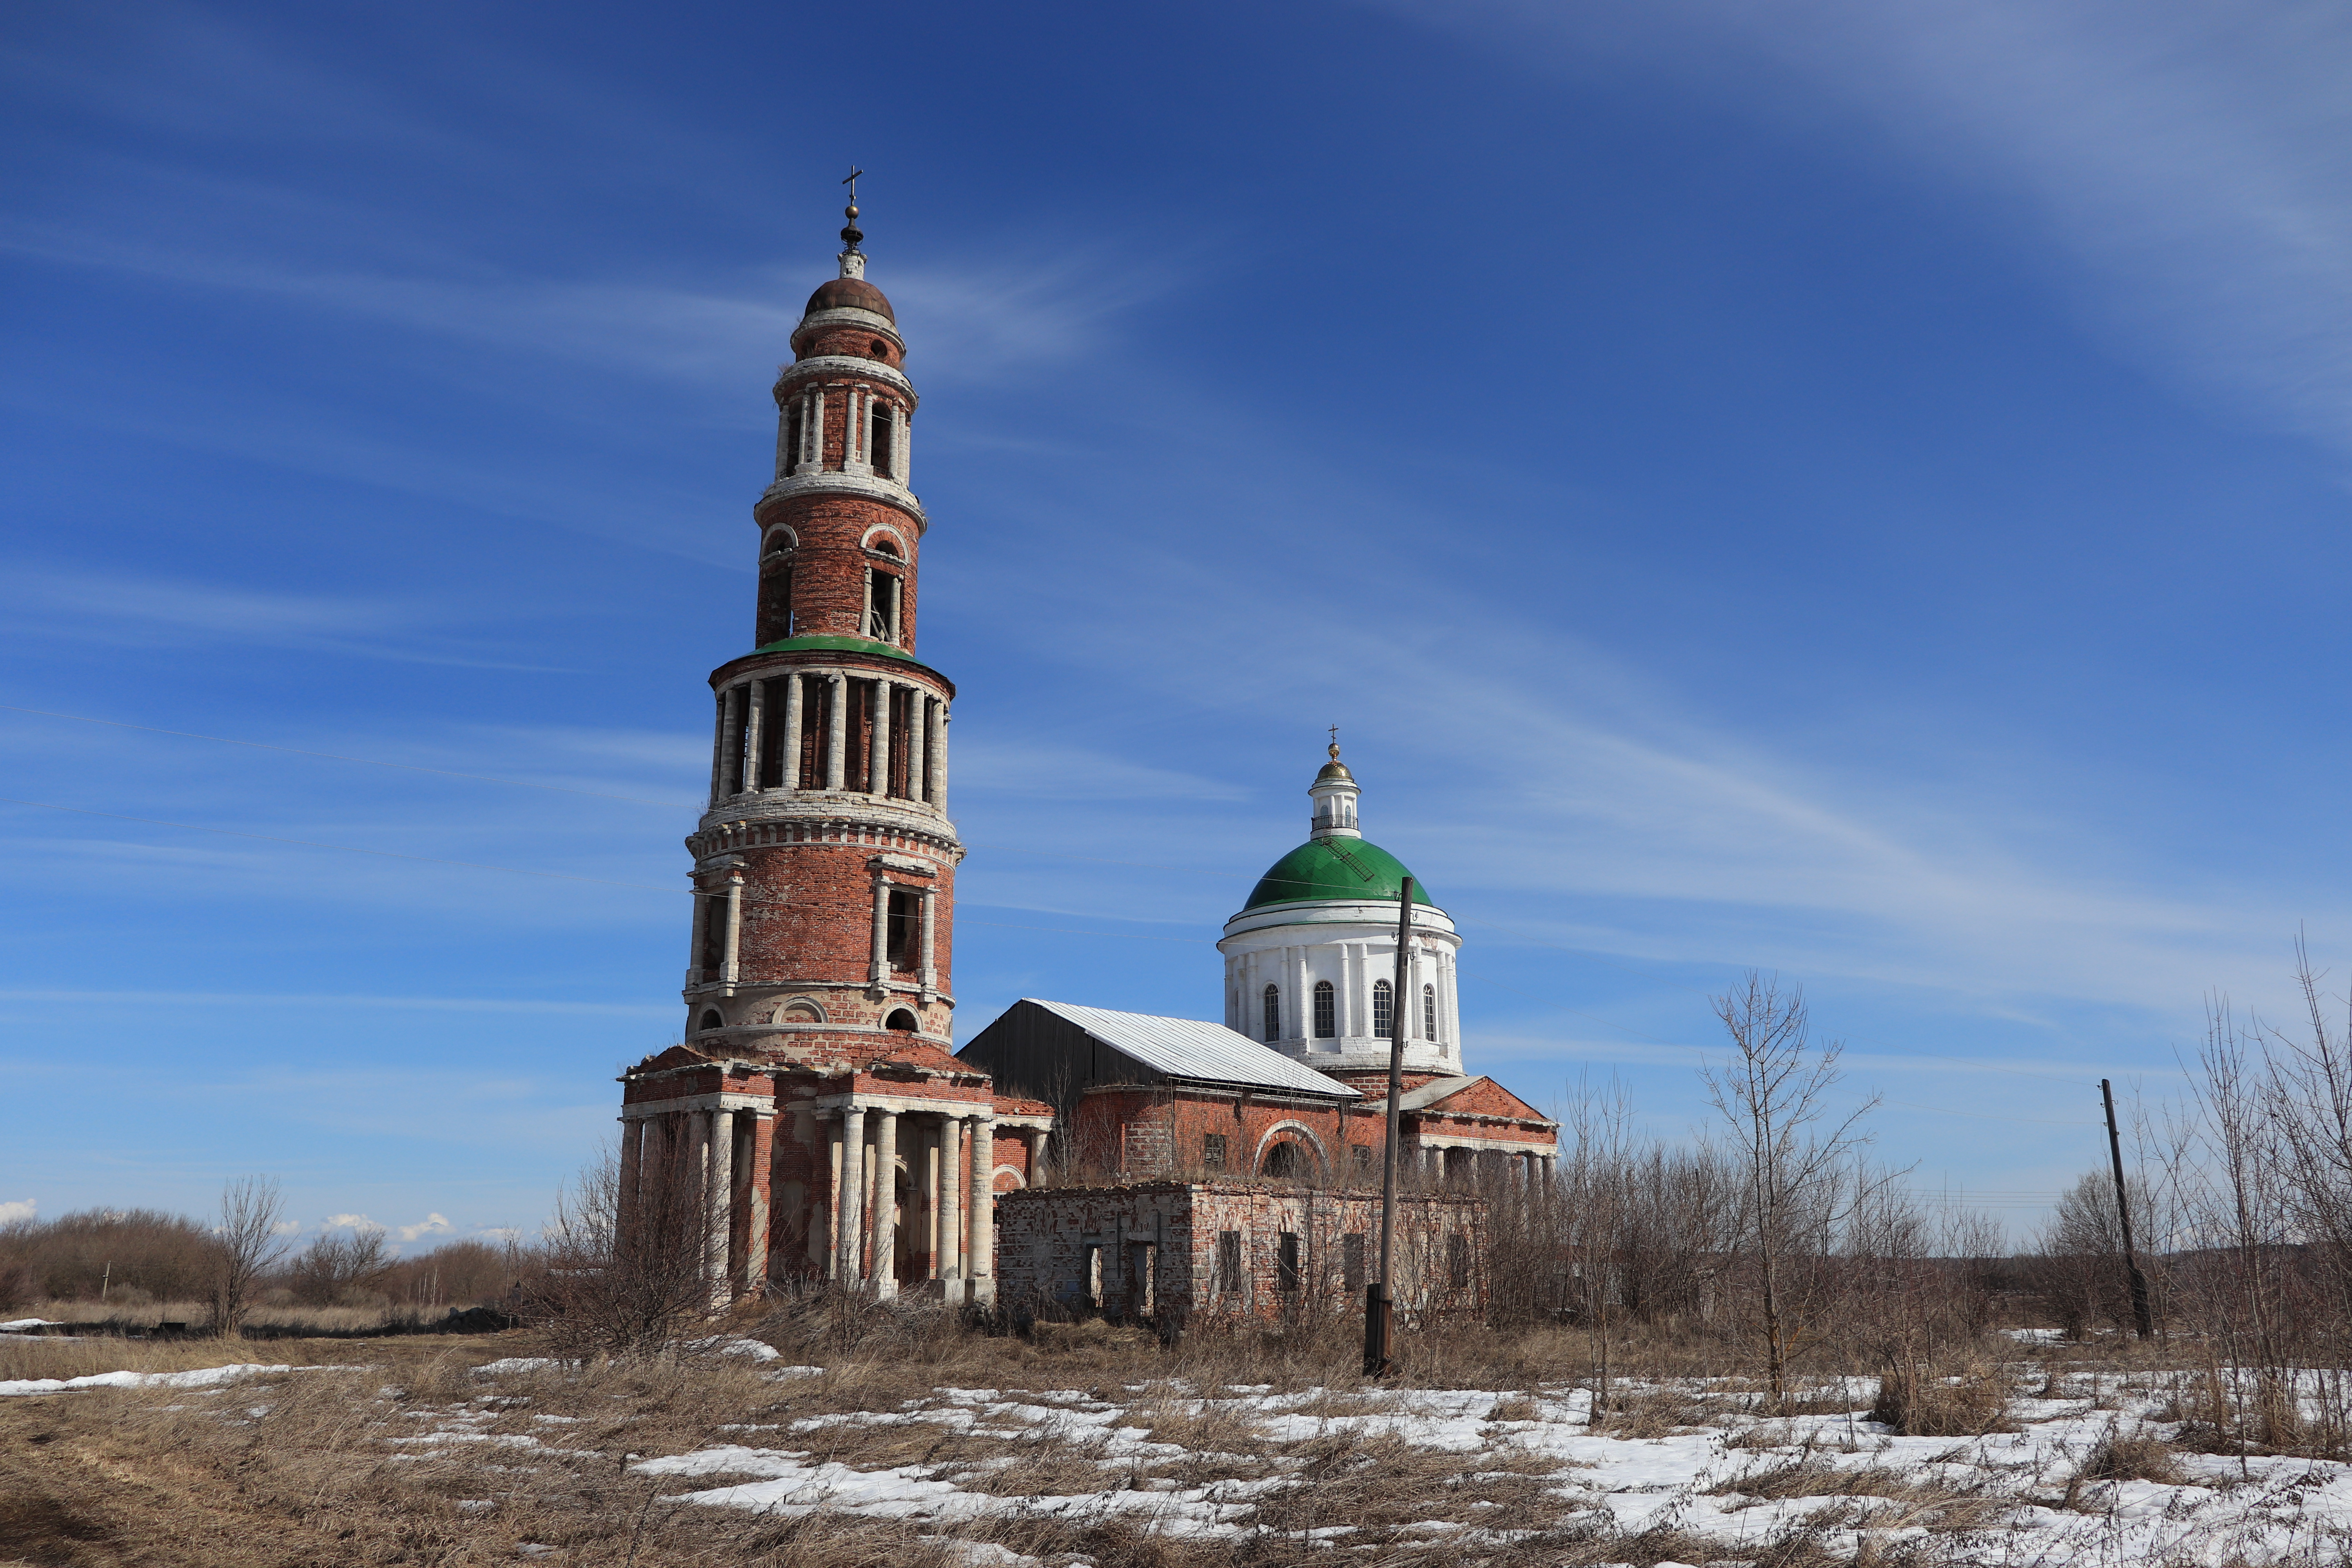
[871,403,897,480]
[1261,983,1281,1042]
[1261,1140,1307,1180]
[884,1008,918,1033]
[1423,983,1438,1042]
[782,402,804,476]
[869,533,902,558]
[1312,980,1336,1039]
[864,569,900,642]
[697,1009,722,1032]
[1372,978,1394,1040]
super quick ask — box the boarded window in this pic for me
[1423,982,1438,1042]
[886,889,917,968]
[1343,1233,1366,1293]
[1372,978,1393,1040]
[1312,980,1336,1038]
[1448,1233,1470,1290]
[1261,983,1280,1042]
[1217,1230,1241,1294]
[1277,1232,1301,1296]
[1202,1133,1226,1170]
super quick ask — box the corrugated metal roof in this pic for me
[1022,999,1360,1099]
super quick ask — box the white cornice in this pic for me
[773,355,916,404]
[756,472,927,532]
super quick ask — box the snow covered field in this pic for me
[9,1327,2352,1565]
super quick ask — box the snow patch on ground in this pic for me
[0,1363,364,1397]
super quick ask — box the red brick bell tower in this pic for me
[684,194,961,1058]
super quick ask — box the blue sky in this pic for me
[6,0,2352,1247]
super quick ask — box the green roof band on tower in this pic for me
[1241,837,1434,912]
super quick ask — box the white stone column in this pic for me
[965,1117,995,1301]
[706,1108,735,1298]
[869,875,890,988]
[901,410,913,487]
[822,1114,844,1276]
[907,693,928,804]
[708,690,726,805]
[825,672,848,791]
[1286,947,1307,1043]
[937,1115,963,1283]
[918,886,936,1002]
[781,674,804,791]
[934,706,949,814]
[742,679,764,791]
[869,678,891,795]
[617,1115,644,1243]
[744,1112,772,1294]
[721,686,745,797]
[837,1105,866,1286]
[1025,1126,1045,1182]
[721,874,744,985]
[872,1109,899,1298]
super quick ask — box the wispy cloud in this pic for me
[1383,0,2352,454]
[0,568,567,669]
[951,737,1250,803]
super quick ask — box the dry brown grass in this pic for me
[2075,1424,2185,1485]
[1869,1353,2017,1436]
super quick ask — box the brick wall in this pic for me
[996,1181,1486,1325]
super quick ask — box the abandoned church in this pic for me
[616,204,1558,1325]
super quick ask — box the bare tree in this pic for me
[209,1176,290,1338]
[523,1137,717,1357]
[1703,972,1881,1398]
[287,1223,394,1306]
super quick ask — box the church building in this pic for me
[615,203,1555,1321]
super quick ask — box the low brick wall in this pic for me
[995,1181,1486,1326]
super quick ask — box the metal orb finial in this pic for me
[840,167,865,252]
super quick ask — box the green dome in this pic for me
[1242,837,1435,912]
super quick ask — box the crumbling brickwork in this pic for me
[996,1181,1486,1327]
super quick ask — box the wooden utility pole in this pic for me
[2101,1078,2154,1339]
[1365,875,1414,1377]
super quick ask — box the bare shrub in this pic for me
[1869,1352,2014,1436]
[207,1177,289,1338]
[2076,1423,2183,1485]
[0,1206,223,1303]
[284,1225,392,1307]
[377,1238,520,1308]
[520,1141,715,1356]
